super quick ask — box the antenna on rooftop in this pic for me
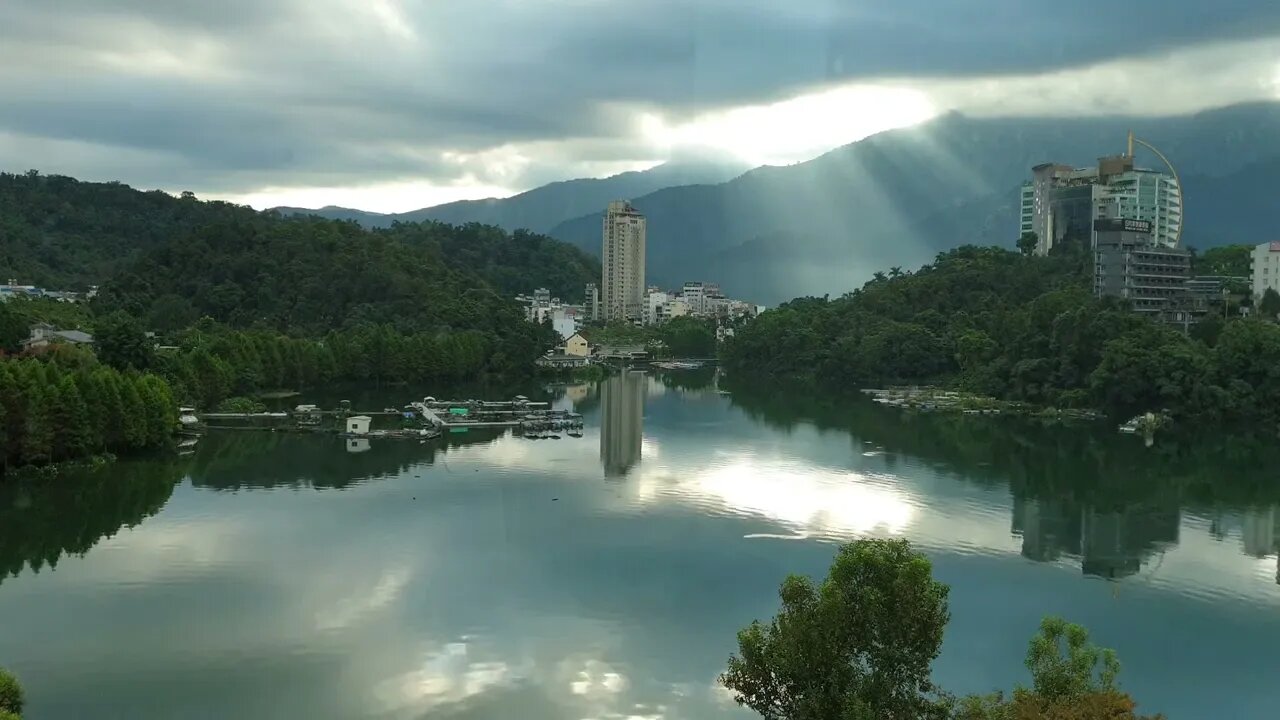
[1125,130,1183,247]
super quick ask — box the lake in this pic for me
[3,371,1280,719]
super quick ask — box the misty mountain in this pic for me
[272,158,749,232]
[547,102,1280,304]
[270,205,390,225]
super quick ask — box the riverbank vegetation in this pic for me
[583,317,718,357]
[0,666,21,719]
[0,357,176,473]
[0,172,606,475]
[723,539,1162,720]
[723,244,1278,428]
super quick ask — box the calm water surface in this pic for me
[3,372,1280,719]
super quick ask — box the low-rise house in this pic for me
[22,322,94,349]
[563,332,592,358]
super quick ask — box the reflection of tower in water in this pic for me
[1012,494,1181,581]
[1239,506,1280,584]
[600,371,645,478]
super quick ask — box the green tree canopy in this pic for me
[1017,231,1039,257]
[0,303,28,354]
[94,311,154,371]
[721,539,950,720]
[0,666,22,717]
[1258,288,1280,320]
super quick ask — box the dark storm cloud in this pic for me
[0,0,1275,197]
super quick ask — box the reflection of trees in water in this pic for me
[186,429,509,490]
[725,379,1280,580]
[0,459,184,583]
[656,367,717,392]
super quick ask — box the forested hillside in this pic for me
[0,171,598,305]
[0,172,256,288]
[723,244,1280,427]
[0,171,604,474]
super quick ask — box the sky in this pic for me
[1,0,1278,212]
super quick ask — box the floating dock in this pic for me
[193,395,582,440]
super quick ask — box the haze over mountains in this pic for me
[274,159,749,233]
[280,101,1280,304]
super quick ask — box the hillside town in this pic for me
[519,199,764,365]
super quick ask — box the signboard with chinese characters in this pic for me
[1094,218,1152,234]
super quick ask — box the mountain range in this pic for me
[279,102,1280,305]
[273,158,749,233]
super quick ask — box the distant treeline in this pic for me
[723,244,1280,427]
[153,321,530,409]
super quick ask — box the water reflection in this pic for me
[6,376,1280,719]
[187,428,507,490]
[0,460,184,584]
[600,372,645,478]
[724,379,1280,587]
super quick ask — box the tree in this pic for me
[0,303,28,354]
[1259,288,1280,320]
[0,666,22,718]
[52,375,93,460]
[21,383,54,465]
[721,539,950,720]
[1024,617,1119,701]
[95,311,154,371]
[1017,231,1039,257]
[954,618,1162,720]
[1195,244,1251,277]
[657,317,716,357]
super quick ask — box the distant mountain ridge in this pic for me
[272,158,750,232]
[543,102,1280,303]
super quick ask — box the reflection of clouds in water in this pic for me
[569,658,628,696]
[632,455,917,540]
[314,564,413,632]
[375,641,515,714]
[84,515,247,583]
[560,657,672,720]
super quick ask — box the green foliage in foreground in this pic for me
[0,666,22,718]
[722,539,1163,720]
[723,539,950,719]
[723,245,1280,426]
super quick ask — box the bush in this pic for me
[0,667,23,717]
[214,396,267,414]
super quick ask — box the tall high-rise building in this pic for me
[681,281,706,315]
[1019,154,1182,255]
[584,282,600,322]
[601,201,646,322]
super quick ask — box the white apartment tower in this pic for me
[1019,153,1182,255]
[602,201,646,322]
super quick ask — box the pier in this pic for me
[193,395,582,439]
